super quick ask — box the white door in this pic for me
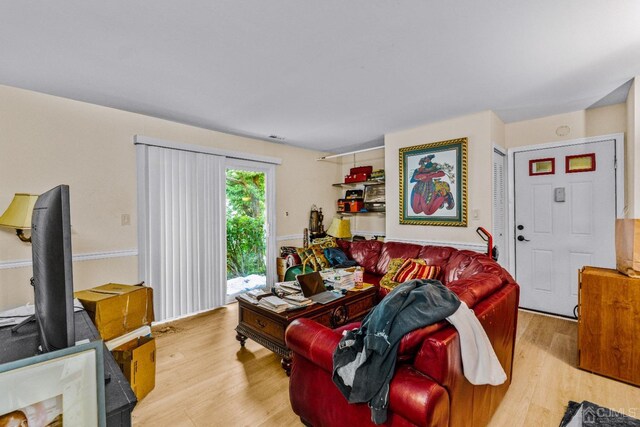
[514,139,617,317]
[493,148,508,268]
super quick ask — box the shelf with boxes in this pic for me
[334,167,385,215]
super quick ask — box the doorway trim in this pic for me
[506,132,624,275]
[225,158,277,301]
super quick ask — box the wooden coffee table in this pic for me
[235,286,376,375]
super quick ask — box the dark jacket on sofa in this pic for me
[333,279,461,424]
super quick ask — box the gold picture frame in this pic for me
[399,137,468,226]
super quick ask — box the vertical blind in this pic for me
[137,145,227,321]
[492,148,506,266]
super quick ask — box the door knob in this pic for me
[517,235,530,242]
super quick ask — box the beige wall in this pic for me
[490,111,506,149]
[505,104,626,149]
[0,85,339,310]
[383,104,628,248]
[384,111,494,246]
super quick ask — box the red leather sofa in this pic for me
[285,240,519,427]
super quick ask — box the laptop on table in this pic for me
[297,272,343,304]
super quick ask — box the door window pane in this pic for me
[529,158,555,176]
[226,169,267,297]
[566,153,596,173]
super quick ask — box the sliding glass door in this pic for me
[137,137,279,321]
[225,159,276,302]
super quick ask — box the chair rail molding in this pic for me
[0,249,138,270]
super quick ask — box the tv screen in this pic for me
[31,185,75,352]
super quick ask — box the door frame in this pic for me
[507,133,625,276]
[224,158,277,300]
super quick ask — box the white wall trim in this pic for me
[0,249,138,270]
[274,234,485,252]
[506,132,625,275]
[134,135,282,165]
[493,143,507,156]
[276,234,304,242]
[226,157,278,290]
[387,238,486,252]
[352,230,386,238]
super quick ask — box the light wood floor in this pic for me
[132,304,640,427]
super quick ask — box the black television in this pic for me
[31,185,75,352]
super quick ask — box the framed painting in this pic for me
[0,340,106,427]
[399,137,468,226]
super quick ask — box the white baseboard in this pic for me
[0,249,138,270]
[386,238,486,252]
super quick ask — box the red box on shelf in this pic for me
[347,200,364,212]
[344,173,368,183]
[350,166,373,176]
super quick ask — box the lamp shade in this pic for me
[0,193,39,229]
[326,217,352,239]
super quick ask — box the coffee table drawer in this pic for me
[242,309,285,342]
[347,293,376,319]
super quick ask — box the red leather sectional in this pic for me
[285,240,519,427]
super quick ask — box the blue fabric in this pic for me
[324,247,357,268]
[332,279,461,424]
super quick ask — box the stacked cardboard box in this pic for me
[75,283,156,400]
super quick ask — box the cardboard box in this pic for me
[113,336,156,401]
[616,219,640,277]
[75,283,154,341]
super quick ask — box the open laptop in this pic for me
[296,272,343,304]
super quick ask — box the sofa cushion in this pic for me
[336,239,352,259]
[379,258,406,291]
[375,242,423,275]
[392,259,440,283]
[349,240,384,273]
[418,245,456,268]
[441,250,483,284]
[446,273,504,308]
[310,236,338,249]
[310,244,331,270]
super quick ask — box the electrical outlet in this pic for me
[121,214,130,226]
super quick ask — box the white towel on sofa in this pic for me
[446,301,507,385]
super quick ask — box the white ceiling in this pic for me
[1,1,639,153]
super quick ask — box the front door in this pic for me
[514,139,617,317]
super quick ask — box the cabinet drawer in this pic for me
[346,294,376,319]
[241,309,285,343]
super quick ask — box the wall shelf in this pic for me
[332,179,384,188]
[336,211,385,216]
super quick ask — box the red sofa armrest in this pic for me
[413,326,463,387]
[390,365,450,427]
[285,318,342,373]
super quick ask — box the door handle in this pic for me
[517,235,530,242]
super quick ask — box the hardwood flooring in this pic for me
[132,305,640,427]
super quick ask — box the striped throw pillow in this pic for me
[391,259,440,283]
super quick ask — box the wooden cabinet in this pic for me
[578,266,640,386]
[235,287,376,375]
